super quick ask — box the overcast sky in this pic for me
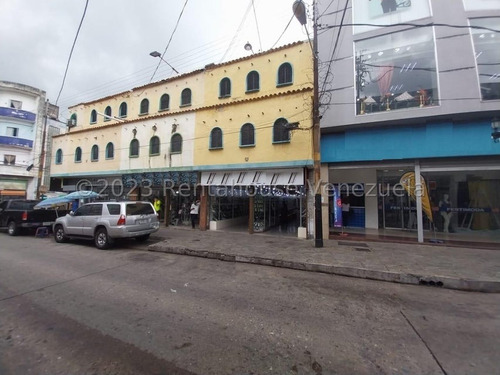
[0,0,312,120]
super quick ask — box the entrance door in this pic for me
[379,172,413,230]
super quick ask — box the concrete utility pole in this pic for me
[293,0,323,247]
[36,100,49,199]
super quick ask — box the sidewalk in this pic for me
[148,226,500,293]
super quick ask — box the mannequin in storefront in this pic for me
[439,193,453,233]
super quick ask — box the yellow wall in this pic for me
[68,71,204,130]
[195,92,313,167]
[195,42,314,168]
[51,124,121,175]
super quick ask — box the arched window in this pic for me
[210,127,223,149]
[149,136,160,155]
[219,78,231,98]
[104,106,112,122]
[91,145,99,161]
[277,63,293,86]
[273,118,291,143]
[181,88,192,106]
[90,109,97,124]
[140,99,149,115]
[240,123,255,147]
[159,94,170,111]
[170,134,182,153]
[74,147,82,162]
[119,102,128,118]
[69,113,77,127]
[129,139,139,157]
[105,142,114,159]
[55,149,63,164]
[246,71,260,92]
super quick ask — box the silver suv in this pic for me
[53,201,159,249]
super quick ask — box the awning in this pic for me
[200,168,304,186]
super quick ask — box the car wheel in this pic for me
[7,221,19,236]
[135,234,150,242]
[95,228,112,250]
[54,225,68,243]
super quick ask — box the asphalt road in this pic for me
[0,233,499,375]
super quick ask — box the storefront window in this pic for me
[355,28,438,115]
[376,168,500,239]
[470,17,500,101]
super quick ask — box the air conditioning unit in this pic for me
[67,118,76,127]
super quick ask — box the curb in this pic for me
[148,243,500,293]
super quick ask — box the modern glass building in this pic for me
[318,0,500,244]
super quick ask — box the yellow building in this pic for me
[51,70,204,208]
[49,41,316,237]
[195,41,315,236]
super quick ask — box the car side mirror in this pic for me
[69,211,75,216]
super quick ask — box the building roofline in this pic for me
[68,40,309,109]
[55,85,313,138]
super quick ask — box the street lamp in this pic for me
[149,51,179,74]
[244,42,254,54]
[293,0,323,247]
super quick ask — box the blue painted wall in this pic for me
[321,120,500,162]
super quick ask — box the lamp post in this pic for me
[149,51,179,74]
[293,0,323,247]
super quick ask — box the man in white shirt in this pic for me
[190,200,200,229]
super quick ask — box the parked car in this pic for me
[53,201,160,249]
[0,199,68,236]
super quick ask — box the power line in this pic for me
[271,14,295,49]
[149,0,190,82]
[55,0,89,105]
[251,0,263,52]
[320,0,349,103]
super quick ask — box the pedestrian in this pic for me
[190,199,200,229]
[154,197,162,221]
[71,199,79,212]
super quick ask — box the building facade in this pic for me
[0,81,50,201]
[50,42,319,238]
[317,0,500,244]
[195,42,315,236]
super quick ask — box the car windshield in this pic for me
[126,203,154,215]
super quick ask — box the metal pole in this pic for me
[415,161,424,243]
[36,100,49,199]
[312,0,323,247]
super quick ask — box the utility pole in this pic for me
[293,0,323,247]
[36,100,49,199]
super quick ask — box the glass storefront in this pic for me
[329,165,500,242]
[355,28,438,115]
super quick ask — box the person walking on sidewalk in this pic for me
[190,199,200,229]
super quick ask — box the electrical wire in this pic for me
[271,14,295,49]
[55,0,89,105]
[220,1,254,63]
[320,0,349,103]
[149,0,190,82]
[252,0,263,52]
